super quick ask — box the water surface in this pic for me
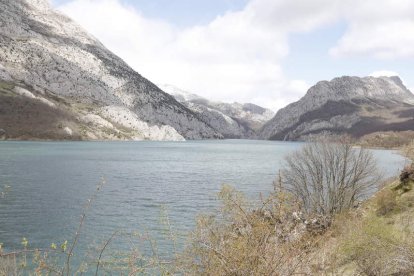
[0,140,407,262]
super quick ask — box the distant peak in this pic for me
[388,75,404,85]
[367,75,401,81]
[157,84,205,102]
[303,75,414,105]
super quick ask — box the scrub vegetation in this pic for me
[1,139,414,275]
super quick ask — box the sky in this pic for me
[51,0,414,111]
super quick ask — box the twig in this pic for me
[0,248,59,258]
[95,230,119,276]
[64,178,105,276]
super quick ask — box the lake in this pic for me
[0,140,408,267]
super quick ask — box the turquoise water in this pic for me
[0,140,408,266]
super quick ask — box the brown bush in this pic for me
[282,142,381,216]
[400,165,414,183]
[181,185,322,275]
[375,189,398,216]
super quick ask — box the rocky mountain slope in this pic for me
[0,0,222,141]
[159,84,274,138]
[260,76,414,140]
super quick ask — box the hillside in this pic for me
[260,76,414,141]
[0,0,222,141]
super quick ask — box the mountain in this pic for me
[260,76,414,141]
[0,0,222,141]
[159,84,275,138]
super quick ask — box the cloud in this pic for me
[330,0,414,58]
[245,0,340,32]
[56,0,330,111]
[56,0,414,112]
[369,70,400,77]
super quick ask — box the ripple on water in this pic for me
[0,140,406,265]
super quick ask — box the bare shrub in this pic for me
[181,185,321,275]
[0,255,19,275]
[282,142,381,216]
[0,178,181,275]
[402,140,414,162]
[397,165,414,194]
[0,185,11,199]
[375,188,398,216]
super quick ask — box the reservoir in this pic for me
[0,140,407,265]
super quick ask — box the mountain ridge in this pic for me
[0,0,222,141]
[2,1,414,142]
[159,84,275,138]
[260,75,414,141]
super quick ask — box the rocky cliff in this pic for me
[159,84,274,138]
[260,76,414,140]
[0,0,222,141]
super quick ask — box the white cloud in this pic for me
[369,70,400,77]
[57,0,333,111]
[56,0,414,112]
[330,0,414,58]
[246,0,340,32]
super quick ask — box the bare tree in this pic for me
[282,142,381,215]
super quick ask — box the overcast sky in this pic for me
[52,0,414,111]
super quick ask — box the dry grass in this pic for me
[359,131,414,149]
[3,143,414,275]
[3,179,414,275]
[179,183,335,275]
